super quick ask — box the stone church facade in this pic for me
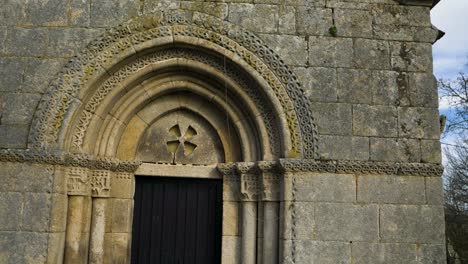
[0,0,446,263]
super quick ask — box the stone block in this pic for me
[47,232,65,264]
[4,28,47,57]
[380,205,445,243]
[223,201,239,236]
[49,194,68,232]
[143,0,180,13]
[318,135,369,160]
[396,72,411,106]
[370,138,420,162]
[222,236,240,264]
[354,39,390,70]
[390,42,432,72]
[371,4,431,27]
[22,193,51,232]
[357,175,426,204]
[315,203,378,241]
[91,0,140,27]
[353,105,398,137]
[296,7,333,36]
[70,0,90,26]
[311,102,352,136]
[0,232,20,263]
[22,58,64,93]
[416,244,446,263]
[0,124,29,148]
[111,172,134,198]
[282,240,351,264]
[421,139,441,163]
[19,232,48,263]
[309,36,353,67]
[1,1,24,25]
[16,163,54,193]
[337,69,372,104]
[334,9,372,38]
[326,0,370,9]
[293,173,356,202]
[24,0,68,26]
[0,58,24,92]
[104,233,130,263]
[0,192,22,231]
[47,28,102,58]
[408,73,438,107]
[372,70,399,105]
[373,24,438,43]
[180,2,228,19]
[228,4,278,34]
[284,0,326,6]
[279,6,295,34]
[111,199,132,233]
[1,92,41,125]
[259,34,307,66]
[294,67,337,102]
[398,107,440,139]
[351,242,417,264]
[0,163,18,192]
[425,177,444,205]
[282,201,315,240]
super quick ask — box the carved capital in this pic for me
[90,170,111,197]
[67,167,90,196]
[258,161,281,201]
[236,162,259,201]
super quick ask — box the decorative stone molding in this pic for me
[67,167,90,196]
[396,0,435,7]
[0,149,141,173]
[279,159,444,177]
[29,10,319,159]
[258,161,281,201]
[236,162,259,201]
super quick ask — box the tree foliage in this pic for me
[439,73,468,137]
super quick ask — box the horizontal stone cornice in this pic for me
[397,0,438,8]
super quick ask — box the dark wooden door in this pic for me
[131,176,222,264]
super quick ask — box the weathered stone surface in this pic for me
[0,193,22,231]
[228,4,278,33]
[353,105,398,137]
[326,0,371,9]
[283,240,351,264]
[259,34,307,66]
[318,135,369,160]
[351,242,417,264]
[22,193,51,232]
[293,173,356,202]
[370,138,420,162]
[390,42,433,72]
[0,232,48,263]
[1,93,41,124]
[408,73,438,107]
[47,232,65,264]
[0,1,24,26]
[24,0,68,26]
[4,28,47,57]
[297,7,332,35]
[295,67,337,102]
[22,58,64,93]
[111,199,132,233]
[144,0,180,13]
[282,201,315,239]
[0,58,24,92]
[372,4,431,27]
[372,70,400,105]
[315,203,378,241]
[373,24,438,43]
[354,39,390,70]
[309,36,353,67]
[47,28,102,58]
[421,139,441,163]
[223,201,239,236]
[16,163,54,193]
[398,107,440,139]
[279,6,295,34]
[357,175,426,204]
[0,125,29,148]
[180,2,228,19]
[334,9,372,38]
[380,205,445,243]
[70,0,91,26]
[222,236,240,264]
[91,0,140,27]
[425,177,444,205]
[311,102,352,135]
[337,69,372,104]
[416,244,446,263]
[49,194,67,233]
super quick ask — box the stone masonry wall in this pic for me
[0,0,441,164]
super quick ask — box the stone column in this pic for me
[64,167,91,264]
[258,161,281,264]
[89,170,111,264]
[236,162,259,264]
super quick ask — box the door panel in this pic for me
[131,177,222,264]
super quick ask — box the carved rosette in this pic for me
[258,161,281,201]
[67,167,90,196]
[236,162,259,201]
[90,170,111,197]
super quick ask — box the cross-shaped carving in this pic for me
[166,124,198,163]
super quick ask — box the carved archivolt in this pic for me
[29,10,319,159]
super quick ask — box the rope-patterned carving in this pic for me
[29,10,319,159]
